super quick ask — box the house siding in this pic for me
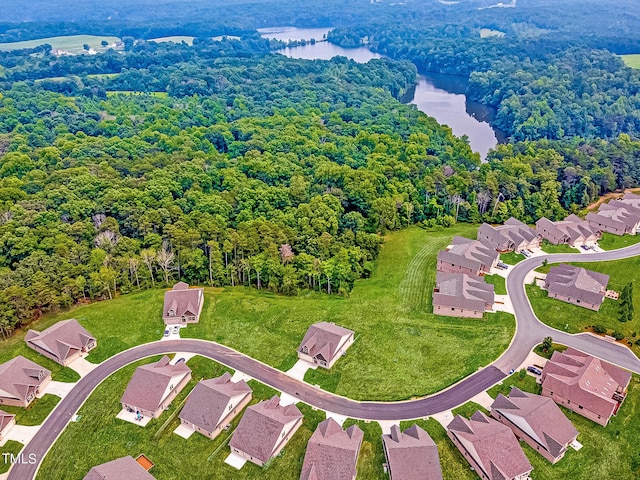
[433,304,484,319]
[436,259,484,277]
[26,339,95,367]
[446,430,491,480]
[0,416,16,442]
[546,292,600,311]
[540,386,613,427]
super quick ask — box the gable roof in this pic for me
[0,410,15,433]
[537,215,600,244]
[0,356,51,403]
[586,209,637,232]
[477,223,514,251]
[25,319,95,364]
[545,264,608,306]
[83,456,156,480]
[491,388,578,458]
[298,322,354,363]
[433,272,494,311]
[300,418,364,480]
[163,282,204,318]
[382,424,443,480]
[178,372,252,434]
[229,395,303,464]
[437,236,499,272]
[447,411,532,480]
[120,356,191,412]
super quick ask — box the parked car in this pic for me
[163,328,170,337]
[172,325,179,334]
[497,262,509,269]
[580,244,590,250]
[519,250,531,257]
[527,366,542,375]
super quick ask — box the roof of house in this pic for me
[83,456,156,480]
[178,372,252,434]
[0,356,51,403]
[477,223,514,251]
[120,356,191,412]
[545,264,609,306]
[586,210,635,232]
[163,282,204,318]
[542,348,632,419]
[491,387,578,458]
[433,272,494,312]
[0,410,15,433]
[300,418,364,480]
[447,411,532,480]
[597,203,640,225]
[229,395,303,464]
[25,319,95,364]
[499,217,539,245]
[607,199,640,215]
[437,236,499,272]
[298,322,354,363]
[382,424,443,480]
[537,215,599,244]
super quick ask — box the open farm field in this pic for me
[0,35,120,52]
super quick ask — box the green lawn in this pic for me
[533,342,567,360]
[484,274,506,295]
[0,35,120,52]
[621,54,640,69]
[450,401,489,418]
[0,441,23,474]
[341,420,385,480]
[500,251,525,265]
[540,241,577,254]
[1,394,61,426]
[148,36,196,45]
[486,369,541,399]
[597,232,640,250]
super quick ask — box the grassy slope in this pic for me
[148,36,196,45]
[0,35,120,52]
[597,232,640,250]
[621,54,640,69]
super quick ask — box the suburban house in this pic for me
[163,281,205,325]
[490,387,579,463]
[477,218,540,253]
[447,411,533,480]
[585,203,640,236]
[535,215,601,247]
[432,272,494,318]
[0,410,16,442]
[229,395,303,467]
[300,417,364,480]
[436,236,499,276]
[83,456,156,480]
[544,264,609,311]
[120,356,192,419]
[541,348,632,426]
[25,319,96,367]
[179,372,252,439]
[297,322,355,369]
[0,356,51,407]
[381,424,443,480]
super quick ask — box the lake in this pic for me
[261,27,502,159]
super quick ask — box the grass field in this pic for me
[500,251,525,265]
[597,232,640,250]
[486,369,541,399]
[0,441,23,474]
[484,274,506,295]
[621,54,640,69]
[148,36,196,45]
[540,241,577,254]
[0,35,120,53]
[1,394,61,426]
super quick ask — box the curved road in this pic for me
[9,242,640,479]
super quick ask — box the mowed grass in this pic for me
[597,232,640,250]
[500,251,525,265]
[621,54,640,69]
[0,441,23,474]
[486,369,541,399]
[0,35,120,52]
[540,241,577,254]
[148,36,196,45]
[1,394,61,426]
[484,274,506,295]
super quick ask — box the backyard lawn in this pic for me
[1,394,61,426]
[484,274,506,295]
[500,251,525,265]
[540,241,577,254]
[0,441,23,474]
[597,232,640,250]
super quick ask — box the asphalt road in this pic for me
[9,242,640,479]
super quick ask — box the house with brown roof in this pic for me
[382,424,443,480]
[300,417,364,480]
[432,272,494,318]
[0,356,51,407]
[447,411,532,480]
[83,456,156,480]
[436,236,499,276]
[544,264,609,311]
[298,322,355,369]
[477,218,540,253]
[179,372,252,439]
[229,395,303,467]
[120,356,191,419]
[163,281,204,325]
[536,215,601,247]
[0,410,16,442]
[25,319,96,366]
[586,202,640,236]
[490,387,579,463]
[541,348,631,426]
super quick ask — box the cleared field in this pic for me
[621,54,640,69]
[0,35,120,53]
[480,28,505,38]
[148,36,196,45]
[597,232,640,250]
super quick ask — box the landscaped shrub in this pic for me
[612,331,625,341]
[593,325,607,334]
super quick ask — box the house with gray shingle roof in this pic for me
[447,411,533,480]
[0,356,51,407]
[300,417,363,480]
[298,322,354,369]
[382,424,443,480]
[25,319,96,366]
[179,372,252,439]
[477,218,540,253]
[544,264,609,311]
[490,387,578,463]
[436,236,499,277]
[83,456,155,480]
[586,201,640,235]
[229,395,303,467]
[120,356,191,419]
[0,410,16,442]
[163,282,204,325]
[541,348,631,426]
[536,215,601,247]
[432,272,494,318]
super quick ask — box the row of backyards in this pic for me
[0,225,515,401]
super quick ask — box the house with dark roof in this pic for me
[0,356,51,407]
[83,456,156,480]
[298,322,355,369]
[382,424,443,480]
[541,348,631,426]
[432,272,494,318]
[300,417,363,480]
[179,372,252,439]
[490,387,579,463]
[536,215,601,247]
[544,264,609,311]
[229,395,303,467]
[120,356,191,419]
[447,411,532,480]
[477,218,540,253]
[586,202,640,235]
[25,319,96,366]
[163,282,204,325]
[0,410,16,442]
[436,236,499,277]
